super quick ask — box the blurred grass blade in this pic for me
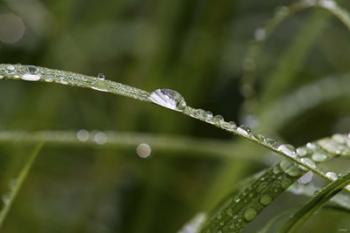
[0,143,44,230]
[280,172,350,233]
[289,183,350,211]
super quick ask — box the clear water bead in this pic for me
[298,171,313,184]
[149,89,187,111]
[244,208,257,222]
[296,147,309,157]
[311,152,327,162]
[300,158,316,169]
[136,143,152,158]
[277,144,296,158]
[280,160,302,177]
[97,73,106,80]
[325,172,338,181]
[27,65,39,74]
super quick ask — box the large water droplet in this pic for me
[244,208,257,222]
[298,171,313,185]
[149,89,186,111]
[27,65,39,74]
[277,144,296,158]
[325,171,338,181]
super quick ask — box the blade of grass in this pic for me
[280,172,350,233]
[0,143,44,230]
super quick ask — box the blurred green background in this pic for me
[0,0,350,232]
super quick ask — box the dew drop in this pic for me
[277,144,296,158]
[6,65,15,72]
[325,171,338,181]
[21,73,41,81]
[97,73,106,80]
[93,131,107,145]
[136,143,152,158]
[213,115,224,124]
[296,147,309,157]
[306,142,317,151]
[149,89,187,111]
[76,129,90,142]
[27,65,39,74]
[203,111,213,122]
[298,171,313,185]
[236,126,250,137]
[259,195,272,206]
[244,208,257,222]
[254,28,266,41]
[280,160,302,177]
[300,158,316,169]
[319,0,337,9]
[311,152,327,162]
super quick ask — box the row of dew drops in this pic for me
[148,88,350,190]
[1,65,349,188]
[0,64,109,92]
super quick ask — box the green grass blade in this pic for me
[280,172,350,233]
[199,164,302,233]
[0,143,44,230]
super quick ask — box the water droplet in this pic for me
[5,65,15,74]
[277,144,297,158]
[332,134,346,144]
[213,115,224,124]
[137,143,152,158]
[300,158,316,169]
[306,142,317,151]
[94,131,107,145]
[221,121,237,131]
[298,171,313,184]
[254,28,266,41]
[259,195,272,206]
[149,89,186,111]
[27,65,39,74]
[236,126,250,137]
[76,129,90,142]
[319,0,337,9]
[21,73,41,81]
[281,178,292,189]
[296,147,309,157]
[280,160,302,177]
[244,208,257,222]
[325,171,338,181]
[311,152,327,162]
[97,73,106,80]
